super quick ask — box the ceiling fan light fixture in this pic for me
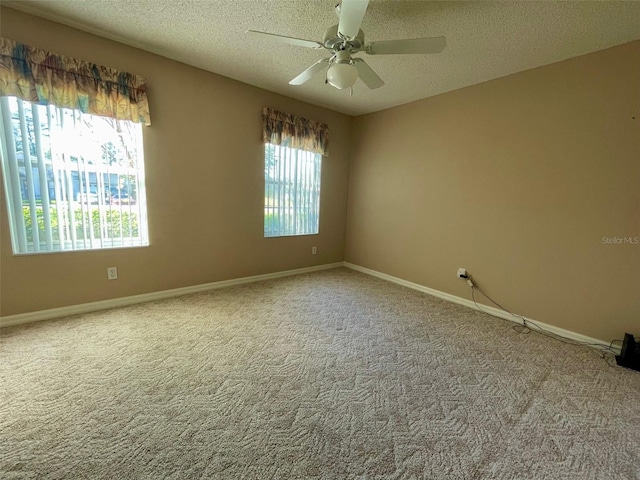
[327,63,358,90]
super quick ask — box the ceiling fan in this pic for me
[247,0,446,92]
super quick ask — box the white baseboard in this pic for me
[0,262,344,328]
[344,262,620,354]
[1,260,621,355]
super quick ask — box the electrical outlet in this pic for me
[457,268,467,278]
[107,267,118,280]
[312,246,317,255]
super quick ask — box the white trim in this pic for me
[1,260,621,355]
[344,262,620,354]
[0,262,343,328]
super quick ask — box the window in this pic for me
[0,97,149,254]
[261,107,327,237]
[264,143,321,237]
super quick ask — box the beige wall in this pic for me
[0,8,352,316]
[346,41,640,342]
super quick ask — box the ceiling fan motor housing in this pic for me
[323,24,364,52]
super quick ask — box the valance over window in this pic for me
[0,38,150,125]
[262,107,328,156]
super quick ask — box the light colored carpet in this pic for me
[1,267,639,479]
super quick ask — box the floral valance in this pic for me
[0,38,150,125]
[262,107,328,156]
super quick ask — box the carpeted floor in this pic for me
[1,267,639,479]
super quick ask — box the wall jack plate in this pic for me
[457,268,467,278]
[107,267,118,280]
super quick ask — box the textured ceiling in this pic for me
[4,0,640,116]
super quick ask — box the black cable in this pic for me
[466,275,621,356]
[470,285,531,332]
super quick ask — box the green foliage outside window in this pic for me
[23,206,139,244]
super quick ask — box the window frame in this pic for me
[264,142,322,238]
[0,96,150,255]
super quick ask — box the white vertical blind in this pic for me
[264,143,321,237]
[0,97,149,254]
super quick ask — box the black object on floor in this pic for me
[615,333,640,372]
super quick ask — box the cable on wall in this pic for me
[460,273,622,364]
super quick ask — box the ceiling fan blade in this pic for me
[247,30,323,49]
[366,36,446,55]
[352,58,384,89]
[289,58,330,85]
[338,0,369,39]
